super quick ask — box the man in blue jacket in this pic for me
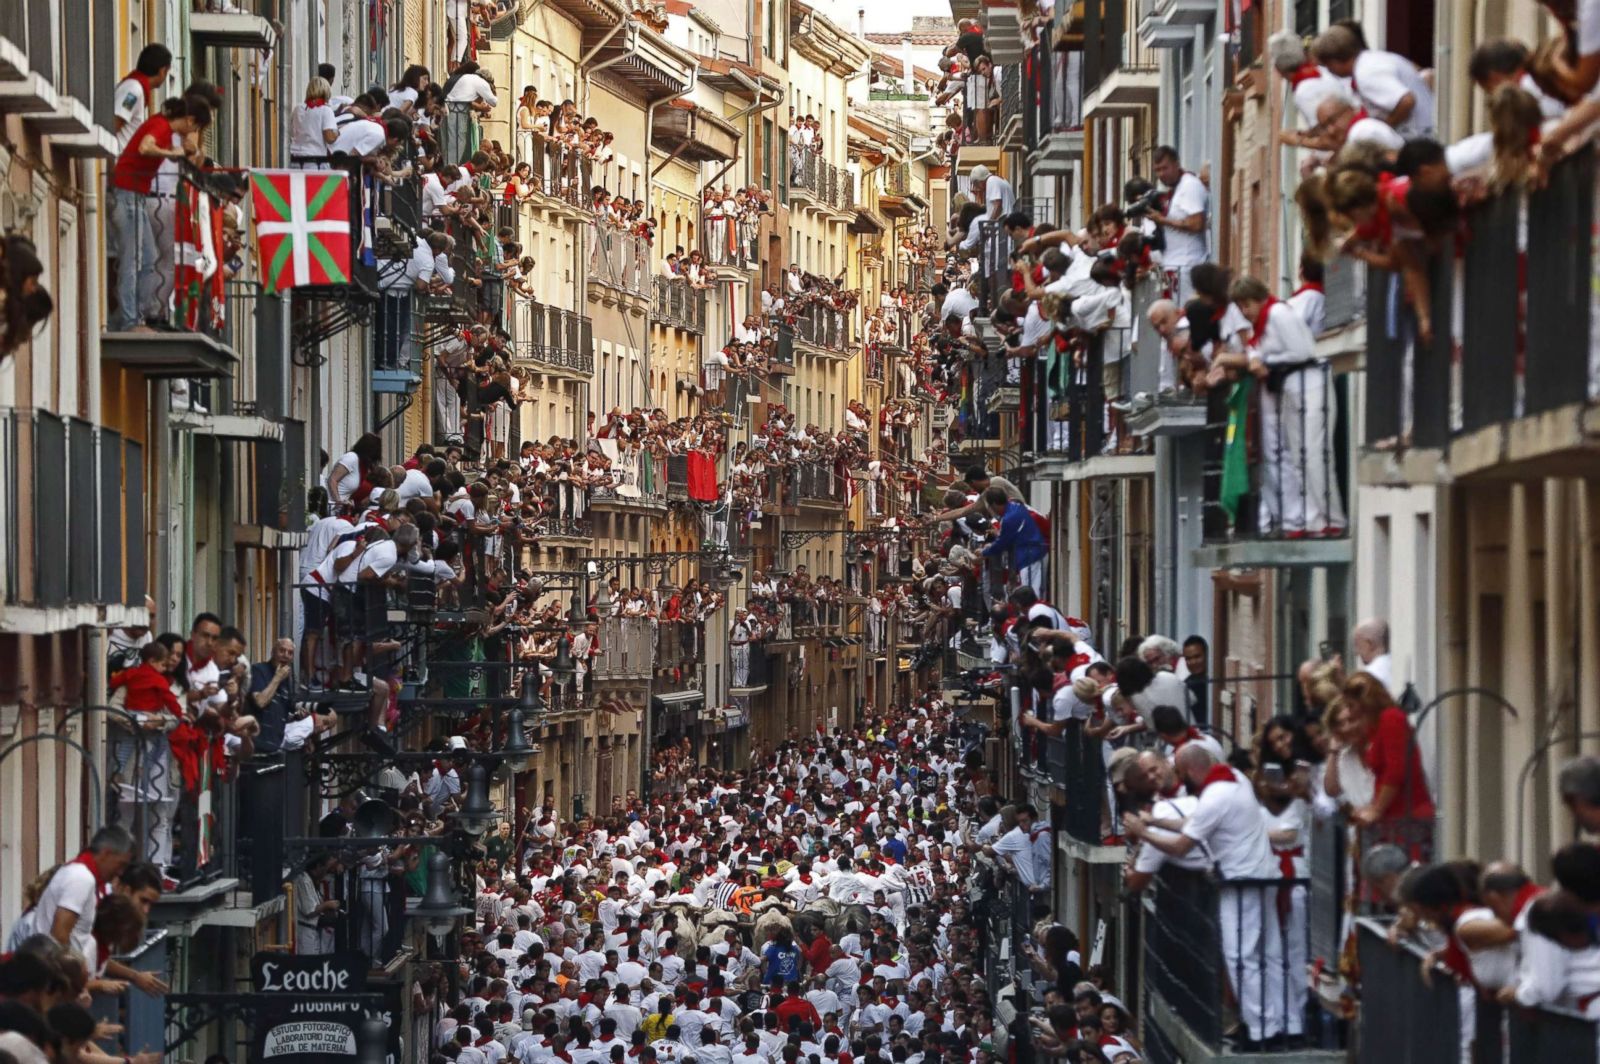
[980,486,1047,595]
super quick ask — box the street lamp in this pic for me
[500,677,537,775]
[409,851,473,945]
[448,762,500,836]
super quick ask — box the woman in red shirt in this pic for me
[1344,672,1436,827]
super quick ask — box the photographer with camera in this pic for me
[1146,146,1210,304]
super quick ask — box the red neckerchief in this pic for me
[1510,882,1543,920]
[1287,62,1323,88]
[1194,763,1238,795]
[1170,727,1205,753]
[1293,282,1325,296]
[1246,296,1280,349]
[123,70,155,111]
[306,98,328,108]
[72,850,109,890]
[185,641,212,672]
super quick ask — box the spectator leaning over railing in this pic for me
[1123,745,1289,1050]
[1311,24,1436,138]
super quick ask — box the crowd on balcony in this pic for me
[699,185,771,269]
[414,688,1136,1064]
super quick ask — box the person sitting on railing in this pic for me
[1123,744,1289,1050]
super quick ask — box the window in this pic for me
[778,128,789,203]
[762,118,774,193]
[764,0,776,57]
[1294,0,1319,37]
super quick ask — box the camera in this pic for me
[1123,187,1164,218]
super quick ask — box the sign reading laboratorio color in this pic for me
[249,953,375,1063]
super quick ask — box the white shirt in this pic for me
[1134,795,1211,874]
[112,75,151,153]
[1286,286,1326,337]
[1161,172,1209,267]
[29,861,102,958]
[981,175,1015,218]
[1129,670,1190,728]
[290,102,338,160]
[397,467,435,502]
[1289,67,1349,127]
[329,450,362,503]
[302,514,355,578]
[1352,49,1435,137]
[331,116,387,156]
[1358,652,1393,689]
[447,73,500,106]
[991,823,1049,888]
[1181,768,1276,879]
[1250,301,1319,367]
[1582,0,1600,55]
[351,539,400,582]
[940,287,978,321]
[1346,115,1406,152]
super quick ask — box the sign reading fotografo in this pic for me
[249,952,371,1063]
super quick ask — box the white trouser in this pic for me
[1017,559,1045,597]
[1261,365,1345,534]
[1258,384,1283,534]
[120,797,178,867]
[1218,883,1286,1042]
[731,643,749,686]
[1281,884,1307,1036]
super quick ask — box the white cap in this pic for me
[969,165,990,182]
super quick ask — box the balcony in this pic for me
[1041,722,1126,860]
[664,453,689,501]
[102,167,242,379]
[522,135,594,216]
[0,409,146,631]
[651,100,739,163]
[1027,44,1085,175]
[190,0,279,50]
[794,461,845,507]
[1142,867,1343,1060]
[729,640,770,695]
[511,298,595,379]
[789,303,854,359]
[1360,146,1600,486]
[701,205,760,272]
[653,277,708,333]
[1082,0,1160,117]
[1018,330,1156,482]
[1120,277,1208,437]
[1192,362,1351,570]
[1136,0,1216,48]
[655,621,705,704]
[789,152,854,215]
[593,616,655,683]
[1353,917,1594,1063]
[772,326,797,375]
[588,224,651,309]
[589,445,668,511]
[29,97,116,159]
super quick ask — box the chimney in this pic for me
[858,8,866,37]
[902,33,914,94]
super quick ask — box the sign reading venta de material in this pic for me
[250,952,369,1062]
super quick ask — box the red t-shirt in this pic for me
[113,115,176,194]
[1362,705,1435,821]
[774,995,821,1032]
[801,933,832,973]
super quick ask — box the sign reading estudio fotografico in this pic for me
[249,952,370,1062]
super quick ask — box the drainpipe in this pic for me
[579,19,638,114]
[902,34,914,95]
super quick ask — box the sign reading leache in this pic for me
[250,953,370,1063]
